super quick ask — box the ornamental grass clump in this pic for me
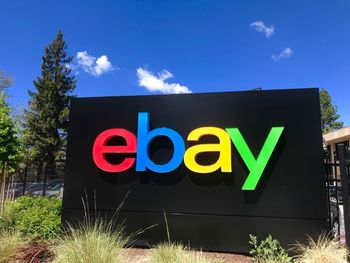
[53,218,128,263]
[0,230,26,263]
[294,234,347,263]
[149,242,217,263]
[149,212,222,263]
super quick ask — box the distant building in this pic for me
[323,126,350,179]
[324,126,350,160]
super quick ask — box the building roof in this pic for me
[323,126,350,143]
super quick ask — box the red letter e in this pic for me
[92,129,137,172]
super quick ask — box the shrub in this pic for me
[294,234,347,263]
[149,243,223,263]
[0,230,26,263]
[8,196,62,239]
[0,201,15,231]
[53,218,128,263]
[249,234,293,263]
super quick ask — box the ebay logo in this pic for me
[92,112,284,190]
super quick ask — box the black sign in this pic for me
[62,88,328,252]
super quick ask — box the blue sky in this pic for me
[1,1,349,125]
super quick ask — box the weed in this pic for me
[249,234,293,263]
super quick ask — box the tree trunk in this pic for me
[22,166,28,196]
[36,161,43,182]
[42,163,48,197]
[0,162,8,213]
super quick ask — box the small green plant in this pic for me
[0,230,27,263]
[249,234,293,263]
[293,233,347,263]
[53,218,128,263]
[7,196,62,239]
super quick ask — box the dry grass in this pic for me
[147,212,225,263]
[0,230,26,263]
[294,234,347,263]
[52,218,128,263]
[148,243,225,263]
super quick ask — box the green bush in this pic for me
[6,196,62,239]
[249,234,293,263]
[0,201,15,231]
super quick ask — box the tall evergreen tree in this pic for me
[319,88,343,133]
[25,31,76,171]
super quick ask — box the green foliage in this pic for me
[0,201,15,231]
[249,234,293,263]
[0,92,23,173]
[5,196,62,239]
[24,30,76,166]
[319,88,343,133]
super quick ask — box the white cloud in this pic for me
[250,21,275,38]
[76,51,115,76]
[272,48,294,61]
[136,67,191,94]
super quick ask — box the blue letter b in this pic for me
[136,112,185,173]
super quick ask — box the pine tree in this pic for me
[319,88,343,133]
[24,31,76,172]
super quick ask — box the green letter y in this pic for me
[226,127,284,190]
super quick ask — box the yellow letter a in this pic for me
[184,127,232,173]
